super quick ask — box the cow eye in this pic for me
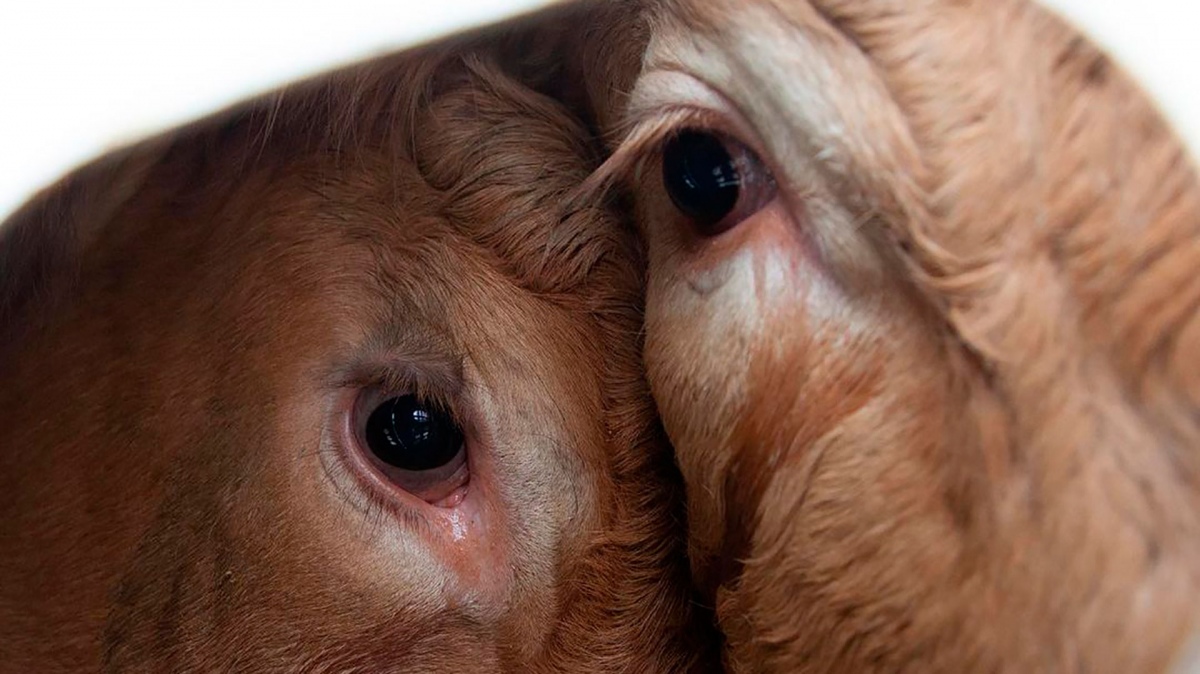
[661,128,776,238]
[363,395,463,472]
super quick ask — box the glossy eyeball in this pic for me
[661,128,776,238]
[364,395,464,472]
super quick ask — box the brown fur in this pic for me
[0,27,717,672]
[590,0,1200,671]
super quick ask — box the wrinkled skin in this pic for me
[593,0,1200,671]
[0,37,716,672]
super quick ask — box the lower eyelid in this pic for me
[316,394,401,522]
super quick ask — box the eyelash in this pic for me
[625,107,724,175]
[583,102,777,211]
[336,360,469,431]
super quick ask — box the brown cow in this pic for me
[0,28,717,672]
[588,0,1200,671]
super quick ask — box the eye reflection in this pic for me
[660,128,776,238]
[363,395,463,472]
[663,129,742,230]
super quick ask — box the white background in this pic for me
[0,0,1195,220]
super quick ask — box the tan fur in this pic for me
[591,0,1200,671]
[0,29,717,672]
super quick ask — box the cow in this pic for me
[586,0,1200,671]
[0,32,717,672]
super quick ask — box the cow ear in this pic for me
[0,141,167,345]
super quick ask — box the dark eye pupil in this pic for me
[662,129,742,235]
[364,395,463,471]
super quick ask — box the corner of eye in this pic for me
[571,118,684,206]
